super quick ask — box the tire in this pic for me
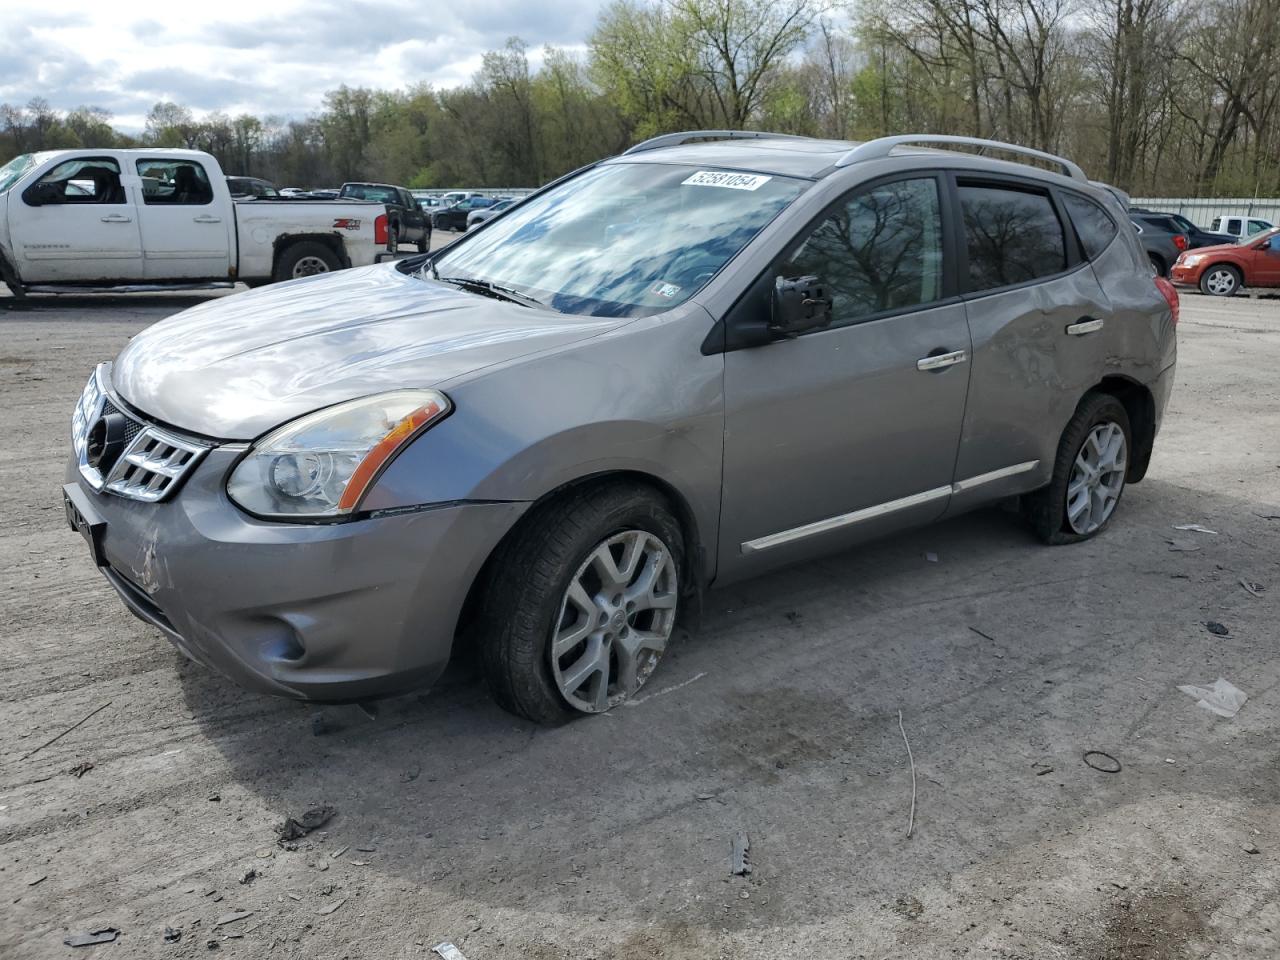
[417,230,429,254]
[1148,254,1167,277]
[273,241,340,283]
[1199,264,1241,297]
[1025,393,1132,545]
[479,483,685,724]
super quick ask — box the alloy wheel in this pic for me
[550,530,678,712]
[1066,421,1127,535]
[1204,268,1237,296]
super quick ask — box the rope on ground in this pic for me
[898,709,917,839]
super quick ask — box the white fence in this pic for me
[1131,197,1280,226]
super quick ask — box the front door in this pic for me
[8,155,142,283]
[134,157,232,279]
[1250,233,1280,284]
[718,174,972,581]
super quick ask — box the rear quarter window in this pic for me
[958,182,1067,292]
[1062,193,1119,260]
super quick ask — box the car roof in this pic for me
[604,131,1098,193]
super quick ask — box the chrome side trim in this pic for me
[741,485,952,554]
[740,460,1041,554]
[951,459,1040,493]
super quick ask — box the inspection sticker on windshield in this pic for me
[682,170,772,191]
[651,281,681,299]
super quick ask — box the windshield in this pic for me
[343,184,398,203]
[0,154,36,193]
[424,162,806,317]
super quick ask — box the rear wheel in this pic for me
[1199,264,1241,297]
[479,483,684,723]
[274,241,340,282]
[417,231,429,253]
[1148,254,1167,277]
[1025,393,1132,545]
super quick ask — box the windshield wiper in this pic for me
[434,274,546,309]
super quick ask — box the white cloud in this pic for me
[2,0,605,131]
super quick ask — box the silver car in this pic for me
[65,131,1178,723]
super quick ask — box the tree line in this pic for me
[2,0,1277,197]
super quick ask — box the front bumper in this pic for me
[1169,263,1200,286]
[65,447,526,701]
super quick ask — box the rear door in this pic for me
[1251,233,1280,284]
[947,175,1113,511]
[7,155,142,282]
[718,173,972,580]
[134,157,233,279]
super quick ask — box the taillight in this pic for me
[1154,276,1179,325]
[1173,234,1188,250]
[374,213,388,246]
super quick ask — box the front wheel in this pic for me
[417,231,429,254]
[1199,264,1241,297]
[1025,393,1132,545]
[479,484,684,723]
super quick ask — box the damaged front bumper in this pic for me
[64,446,526,701]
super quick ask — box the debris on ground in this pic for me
[214,911,253,927]
[68,761,94,778]
[238,869,257,885]
[20,701,112,761]
[898,710,917,839]
[164,927,182,943]
[1166,538,1201,552]
[27,874,47,886]
[1244,843,1261,855]
[1206,621,1230,636]
[1239,579,1264,598]
[330,845,349,859]
[1031,762,1054,776]
[433,941,469,960]
[317,898,347,916]
[924,552,938,563]
[1083,751,1122,773]
[399,768,420,783]
[275,804,337,843]
[731,833,751,876]
[1178,678,1247,718]
[64,927,119,947]
[310,713,330,737]
[1173,523,1218,535]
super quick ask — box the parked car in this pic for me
[338,182,431,252]
[1131,208,1234,249]
[0,149,392,295]
[432,195,495,231]
[1171,226,1280,296]
[1208,215,1275,240]
[63,131,1176,722]
[467,198,515,229]
[1130,218,1186,277]
[226,176,279,199]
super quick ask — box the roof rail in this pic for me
[623,129,811,155]
[835,134,1087,182]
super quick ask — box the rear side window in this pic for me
[1248,219,1271,235]
[780,176,944,323]
[1063,193,1119,260]
[137,159,214,205]
[959,183,1066,291]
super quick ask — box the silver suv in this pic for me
[65,131,1178,723]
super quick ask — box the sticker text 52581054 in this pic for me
[681,171,772,191]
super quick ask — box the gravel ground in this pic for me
[1,284,1278,960]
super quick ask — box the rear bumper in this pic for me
[65,448,526,701]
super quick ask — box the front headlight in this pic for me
[1181,254,1203,267]
[227,389,451,519]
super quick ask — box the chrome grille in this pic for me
[72,363,211,503]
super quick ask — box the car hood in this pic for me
[111,264,624,439]
[1186,241,1245,257]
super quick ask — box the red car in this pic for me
[1171,227,1280,296]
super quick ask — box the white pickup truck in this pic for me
[0,148,392,296]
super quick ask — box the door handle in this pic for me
[917,349,967,372]
[193,215,222,224]
[100,214,132,223]
[1066,317,1105,336]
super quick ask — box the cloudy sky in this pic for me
[3,0,604,131]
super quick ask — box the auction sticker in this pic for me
[682,170,772,191]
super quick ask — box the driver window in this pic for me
[780,177,943,324]
[28,158,125,205]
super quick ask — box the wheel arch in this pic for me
[450,469,707,659]
[272,232,352,273]
[1089,375,1156,482]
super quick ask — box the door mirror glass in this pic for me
[772,275,832,337]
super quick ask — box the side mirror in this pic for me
[23,181,63,206]
[772,276,833,337]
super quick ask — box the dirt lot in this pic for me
[1,285,1278,960]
